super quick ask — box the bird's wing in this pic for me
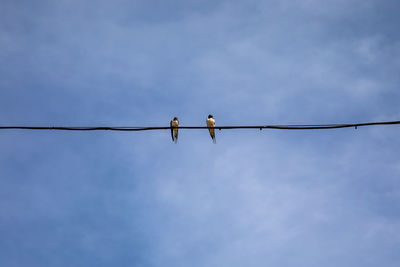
[211,120,216,142]
[175,121,179,142]
[209,128,215,138]
[207,119,215,139]
[170,120,174,141]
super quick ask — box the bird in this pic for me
[170,117,179,143]
[206,114,216,143]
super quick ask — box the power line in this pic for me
[0,120,399,131]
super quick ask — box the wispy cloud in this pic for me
[1,1,399,266]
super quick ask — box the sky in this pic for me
[0,0,400,266]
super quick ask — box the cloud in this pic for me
[1,1,400,266]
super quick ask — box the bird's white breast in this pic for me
[206,118,215,127]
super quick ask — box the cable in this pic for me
[0,120,399,131]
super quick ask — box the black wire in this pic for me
[0,120,399,131]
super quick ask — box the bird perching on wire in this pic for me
[206,114,216,143]
[170,117,179,143]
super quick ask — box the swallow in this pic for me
[170,117,179,143]
[206,114,216,143]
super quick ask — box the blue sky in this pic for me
[1,0,400,266]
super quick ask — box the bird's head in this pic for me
[208,114,213,119]
[173,117,178,121]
